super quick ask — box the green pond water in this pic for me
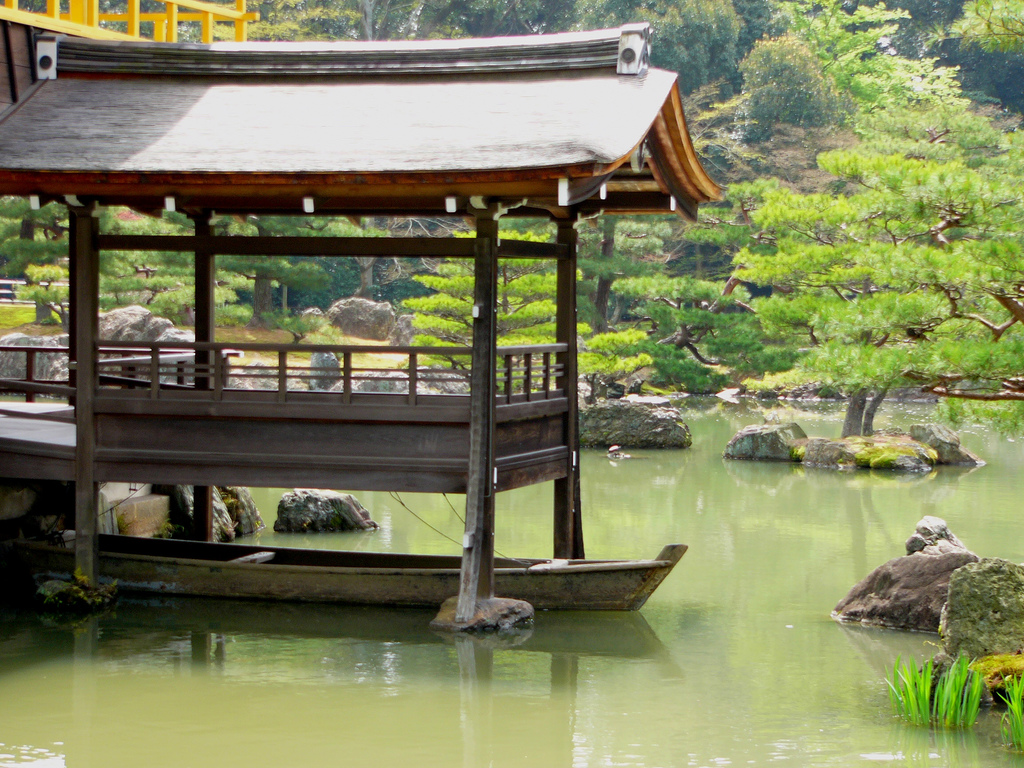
[3,399,1024,767]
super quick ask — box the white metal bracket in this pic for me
[35,36,59,80]
[617,23,650,76]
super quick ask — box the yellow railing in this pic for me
[0,0,256,42]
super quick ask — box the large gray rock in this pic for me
[723,423,806,461]
[308,351,341,391]
[0,483,37,522]
[910,424,985,466]
[154,484,265,541]
[274,489,379,533]
[941,558,1024,659]
[388,314,415,346]
[98,305,194,343]
[579,400,692,449]
[0,333,69,381]
[326,297,396,341]
[833,517,978,631]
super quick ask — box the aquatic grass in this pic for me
[932,656,983,728]
[1001,674,1024,750]
[887,655,983,728]
[888,656,933,726]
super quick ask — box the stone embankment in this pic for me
[579,396,692,449]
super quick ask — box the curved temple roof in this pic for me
[0,24,720,219]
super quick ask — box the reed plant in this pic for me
[887,655,984,728]
[888,656,933,726]
[932,656,984,728]
[1001,674,1024,750]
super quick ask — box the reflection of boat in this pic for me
[100,596,673,660]
[13,534,686,611]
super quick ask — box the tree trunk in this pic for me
[35,302,53,323]
[355,256,376,298]
[248,276,273,327]
[592,218,616,333]
[861,388,887,436]
[841,389,868,437]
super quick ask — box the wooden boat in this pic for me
[12,534,686,611]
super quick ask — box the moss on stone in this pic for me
[789,444,806,461]
[970,654,1024,693]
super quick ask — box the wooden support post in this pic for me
[70,204,99,582]
[192,213,216,543]
[553,219,583,559]
[454,211,499,623]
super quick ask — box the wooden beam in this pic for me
[70,204,100,582]
[553,219,583,559]
[455,211,499,623]
[97,234,479,258]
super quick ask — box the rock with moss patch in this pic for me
[274,489,379,533]
[941,558,1024,659]
[723,423,807,461]
[36,573,117,614]
[580,400,692,449]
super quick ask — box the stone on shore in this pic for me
[99,305,195,343]
[832,516,978,631]
[0,333,69,382]
[723,423,806,461]
[274,489,379,533]
[941,558,1024,659]
[579,400,692,449]
[326,297,396,341]
[910,424,985,467]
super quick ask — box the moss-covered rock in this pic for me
[941,559,1024,660]
[970,654,1024,694]
[36,571,117,615]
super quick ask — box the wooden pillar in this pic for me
[454,211,499,623]
[70,204,100,582]
[192,213,216,543]
[553,219,584,559]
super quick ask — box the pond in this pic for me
[2,399,1024,767]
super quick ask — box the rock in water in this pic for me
[326,297,396,341]
[941,558,1024,659]
[579,400,692,449]
[274,489,379,532]
[909,424,985,467]
[832,516,978,631]
[723,423,806,461]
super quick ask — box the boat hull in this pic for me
[13,535,686,611]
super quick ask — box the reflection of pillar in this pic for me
[72,615,99,768]
[192,214,216,543]
[455,637,494,768]
[191,630,212,668]
[554,219,583,558]
[455,211,499,622]
[551,654,580,767]
[70,204,100,581]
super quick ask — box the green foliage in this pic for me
[1002,673,1024,750]
[933,656,985,728]
[888,655,982,728]
[262,309,328,343]
[578,329,653,380]
[889,656,934,726]
[954,0,1024,52]
[38,569,117,615]
[739,35,847,141]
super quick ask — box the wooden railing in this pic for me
[0,341,569,408]
[0,278,26,304]
[0,0,256,43]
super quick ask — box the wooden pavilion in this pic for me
[0,22,719,626]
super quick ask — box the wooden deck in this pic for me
[0,340,571,493]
